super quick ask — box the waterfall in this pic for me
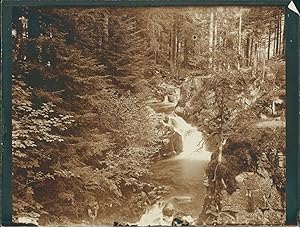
[168,113,211,161]
[138,202,173,226]
[137,202,195,226]
[163,95,169,103]
[138,86,211,226]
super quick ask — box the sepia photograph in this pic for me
[12,6,286,226]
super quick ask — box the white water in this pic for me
[168,113,211,161]
[138,202,196,226]
[138,90,211,226]
[138,202,174,226]
[163,95,169,103]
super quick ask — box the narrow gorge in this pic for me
[136,87,212,225]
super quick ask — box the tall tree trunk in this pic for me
[273,25,277,57]
[262,42,266,80]
[249,38,253,66]
[281,15,286,55]
[176,29,180,62]
[208,10,214,69]
[237,9,242,69]
[272,75,277,115]
[214,13,218,70]
[253,43,258,75]
[214,17,218,48]
[278,13,282,55]
[169,29,174,71]
[183,38,188,68]
[248,39,250,66]
[157,30,162,64]
[267,22,272,60]
[275,14,280,56]
[245,37,250,66]
[173,24,177,73]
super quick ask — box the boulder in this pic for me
[217,172,285,225]
[168,95,176,103]
[160,138,173,157]
[164,115,170,124]
[172,216,194,226]
[17,217,39,226]
[163,202,175,217]
[175,106,185,118]
[170,196,192,204]
[235,172,254,183]
[170,132,183,154]
[160,132,183,158]
[182,216,196,225]
[143,183,154,194]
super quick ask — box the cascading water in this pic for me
[163,95,169,103]
[138,88,211,226]
[138,202,173,226]
[168,114,211,161]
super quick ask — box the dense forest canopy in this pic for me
[12,6,285,225]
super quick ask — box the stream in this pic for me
[138,91,212,226]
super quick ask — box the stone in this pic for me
[217,172,285,225]
[17,217,39,226]
[143,184,154,193]
[170,132,183,153]
[168,95,176,103]
[182,215,196,225]
[175,106,185,117]
[235,175,245,183]
[159,132,183,158]
[171,196,193,204]
[162,202,175,217]
[235,172,254,183]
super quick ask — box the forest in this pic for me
[12,6,285,225]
